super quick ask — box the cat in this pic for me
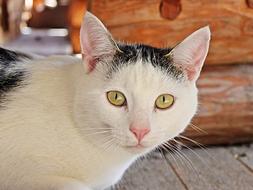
[0,12,210,190]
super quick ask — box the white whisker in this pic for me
[189,123,208,134]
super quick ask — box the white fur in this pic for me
[0,13,210,190]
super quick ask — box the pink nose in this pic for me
[130,127,150,143]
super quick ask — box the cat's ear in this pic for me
[80,12,120,73]
[168,26,211,82]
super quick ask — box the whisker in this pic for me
[177,135,204,148]
[160,143,181,170]
[162,142,187,169]
[177,135,214,161]
[82,127,113,131]
[172,138,207,166]
[189,123,208,134]
[83,131,112,137]
[164,142,199,177]
[101,137,116,152]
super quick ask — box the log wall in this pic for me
[90,0,253,65]
[183,64,253,146]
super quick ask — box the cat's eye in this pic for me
[155,94,174,110]
[107,91,126,107]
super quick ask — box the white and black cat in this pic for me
[0,12,210,190]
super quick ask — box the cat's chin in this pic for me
[123,145,152,155]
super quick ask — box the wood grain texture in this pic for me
[165,147,253,190]
[182,64,253,146]
[91,0,253,65]
[67,0,87,53]
[113,145,253,189]
[112,153,186,190]
[160,0,182,20]
[230,144,253,172]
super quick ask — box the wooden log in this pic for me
[182,64,253,146]
[91,0,253,65]
[67,0,87,53]
[246,0,253,8]
[160,0,182,20]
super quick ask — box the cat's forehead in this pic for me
[107,44,184,81]
[107,59,179,95]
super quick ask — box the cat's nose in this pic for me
[129,127,150,143]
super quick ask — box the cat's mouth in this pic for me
[125,142,149,148]
[124,144,150,153]
[128,144,145,148]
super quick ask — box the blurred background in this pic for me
[1,0,253,63]
[0,0,73,55]
[0,1,253,189]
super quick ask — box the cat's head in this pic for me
[76,12,210,155]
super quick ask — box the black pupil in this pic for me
[162,96,165,102]
[115,93,118,100]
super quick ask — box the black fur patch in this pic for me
[0,47,30,98]
[107,43,184,79]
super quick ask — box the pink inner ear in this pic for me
[185,43,206,81]
[87,59,97,73]
[82,54,96,73]
[186,67,197,81]
[81,30,98,73]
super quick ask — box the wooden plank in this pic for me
[165,147,253,190]
[230,144,253,172]
[112,152,186,190]
[91,0,253,65]
[182,64,253,146]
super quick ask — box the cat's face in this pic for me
[77,12,210,155]
[97,62,197,154]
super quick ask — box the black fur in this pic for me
[0,47,30,98]
[108,44,184,79]
[0,47,31,65]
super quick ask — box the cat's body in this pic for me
[0,12,210,190]
[0,52,135,189]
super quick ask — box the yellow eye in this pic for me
[107,91,126,107]
[155,94,174,109]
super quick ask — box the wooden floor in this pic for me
[112,144,253,190]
